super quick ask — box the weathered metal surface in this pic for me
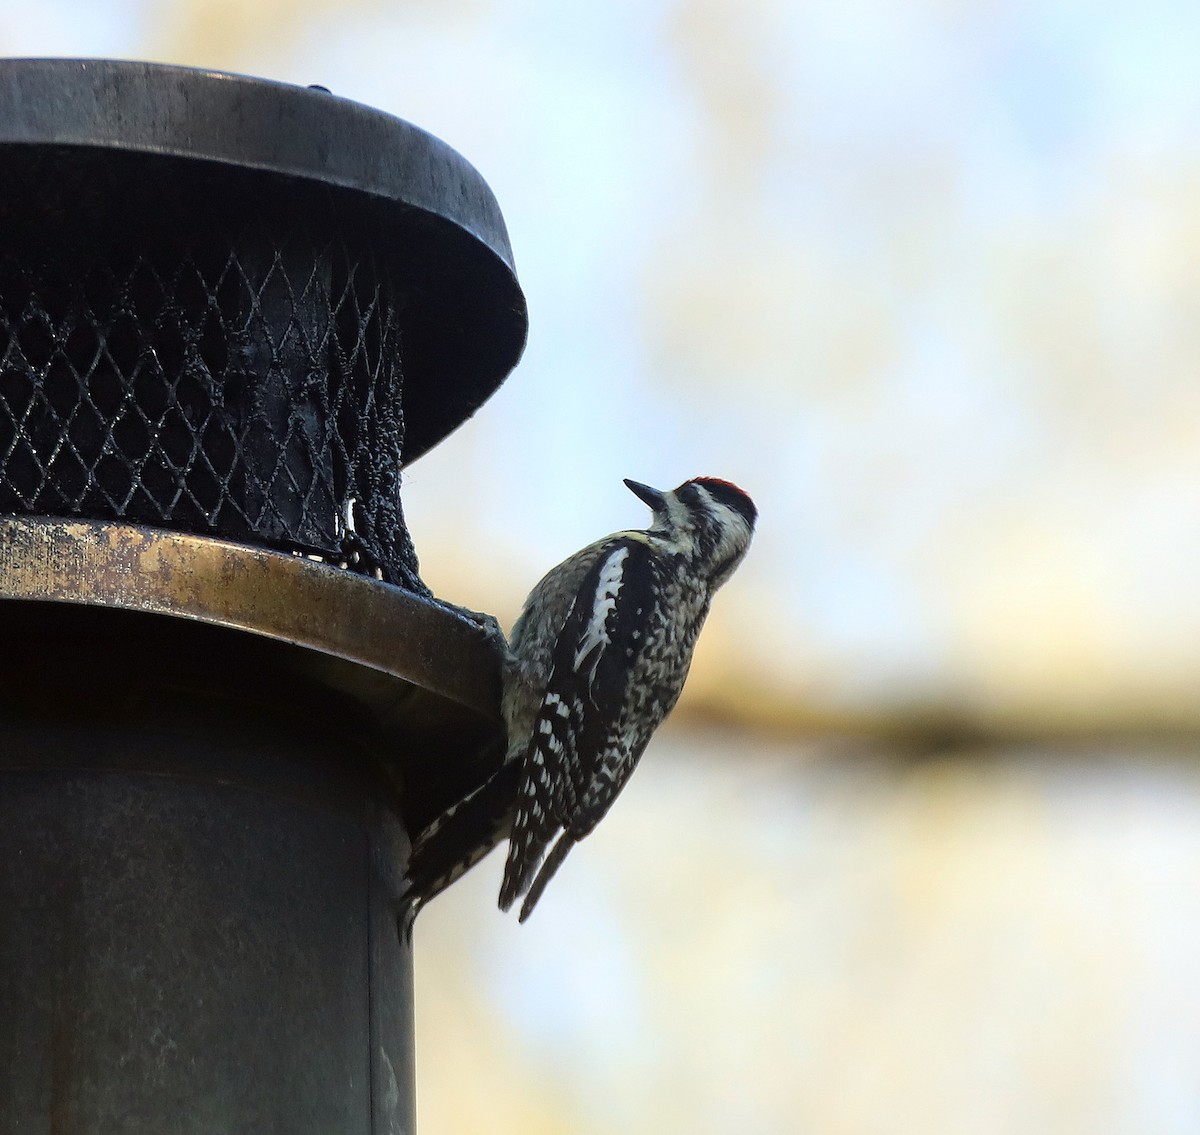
[0,515,507,1132]
[0,680,414,1135]
[0,516,503,721]
[0,58,514,268]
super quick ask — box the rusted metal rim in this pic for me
[0,58,516,276]
[0,516,502,721]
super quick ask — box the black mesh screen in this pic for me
[0,146,425,592]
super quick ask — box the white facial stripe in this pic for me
[689,483,753,569]
[695,483,749,535]
[691,483,715,515]
[665,491,691,533]
[713,500,750,543]
[650,489,695,556]
[574,545,628,669]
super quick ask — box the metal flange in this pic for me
[0,516,505,825]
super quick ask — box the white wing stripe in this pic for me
[573,545,627,670]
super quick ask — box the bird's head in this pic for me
[624,476,757,588]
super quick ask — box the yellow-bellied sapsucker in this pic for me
[405,476,757,923]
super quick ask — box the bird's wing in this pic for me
[499,537,658,909]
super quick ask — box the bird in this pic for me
[403,475,757,925]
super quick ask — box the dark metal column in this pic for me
[0,60,524,1134]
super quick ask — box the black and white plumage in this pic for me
[404,475,757,924]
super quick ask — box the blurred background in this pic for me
[8,1,1200,1131]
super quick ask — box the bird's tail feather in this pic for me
[404,760,520,915]
[518,831,576,922]
[498,748,561,910]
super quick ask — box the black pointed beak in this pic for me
[623,479,666,511]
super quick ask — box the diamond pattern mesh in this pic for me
[0,146,425,592]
